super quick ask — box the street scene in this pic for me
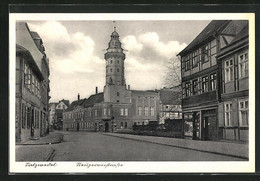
[16,130,247,161]
[14,19,249,162]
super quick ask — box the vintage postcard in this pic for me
[9,13,255,173]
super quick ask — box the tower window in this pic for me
[111,60,113,64]
[110,68,112,72]
[117,68,119,72]
[117,92,120,96]
[117,60,119,64]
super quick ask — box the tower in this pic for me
[103,23,130,103]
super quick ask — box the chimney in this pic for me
[96,87,98,94]
[78,93,80,100]
[128,85,130,90]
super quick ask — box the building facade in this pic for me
[158,86,182,124]
[49,99,70,131]
[217,22,249,141]
[178,20,248,141]
[63,27,160,132]
[16,22,50,143]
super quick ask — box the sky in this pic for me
[27,20,211,103]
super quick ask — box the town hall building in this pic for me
[63,27,160,132]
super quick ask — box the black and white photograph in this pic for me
[9,13,255,173]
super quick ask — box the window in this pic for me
[120,122,123,128]
[124,122,127,128]
[108,108,111,116]
[120,108,124,116]
[192,79,198,95]
[185,55,190,71]
[117,92,120,96]
[138,106,142,116]
[125,108,128,116]
[110,60,113,64]
[225,59,234,82]
[63,105,65,109]
[239,99,249,126]
[110,68,112,72]
[144,107,148,116]
[31,75,35,94]
[238,52,249,78]
[117,68,119,72]
[185,82,191,97]
[24,64,31,89]
[225,103,232,126]
[95,109,97,116]
[104,108,107,115]
[150,107,155,116]
[202,76,208,93]
[192,51,198,67]
[201,44,209,63]
[210,73,217,90]
[117,60,119,64]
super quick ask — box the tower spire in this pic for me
[113,21,116,31]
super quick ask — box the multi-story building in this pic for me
[63,27,160,132]
[177,20,248,141]
[158,86,182,124]
[217,22,249,141]
[15,22,50,143]
[49,99,70,131]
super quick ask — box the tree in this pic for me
[163,56,182,90]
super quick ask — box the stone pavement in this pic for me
[16,132,63,161]
[104,133,249,159]
[16,146,55,161]
[17,132,63,145]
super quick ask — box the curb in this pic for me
[44,148,55,161]
[16,134,64,146]
[104,133,248,160]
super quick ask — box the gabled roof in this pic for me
[16,22,44,72]
[159,89,182,105]
[16,44,44,81]
[217,23,249,58]
[30,31,41,40]
[82,92,104,108]
[65,93,104,112]
[177,20,230,56]
[59,99,70,107]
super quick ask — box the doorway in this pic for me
[31,108,34,137]
[202,116,217,140]
[77,122,79,131]
[105,122,109,132]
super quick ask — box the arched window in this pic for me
[117,92,120,96]
[110,68,112,72]
[110,60,113,64]
[117,68,119,72]
[117,60,119,64]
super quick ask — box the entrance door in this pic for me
[202,116,217,140]
[105,122,109,132]
[77,122,79,131]
[31,108,34,137]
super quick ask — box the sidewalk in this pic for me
[17,132,63,145]
[104,133,249,159]
[16,132,63,161]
